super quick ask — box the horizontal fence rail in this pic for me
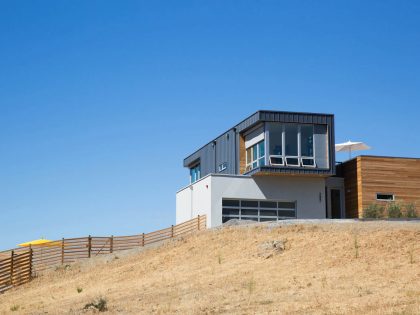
[0,215,206,293]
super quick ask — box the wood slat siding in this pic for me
[239,134,246,174]
[0,215,206,294]
[339,156,420,218]
[338,157,361,218]
[360,156,420,213]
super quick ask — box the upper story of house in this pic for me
[184,110,336,183]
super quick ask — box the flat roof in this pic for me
[338,155,420,165]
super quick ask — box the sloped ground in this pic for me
[0,221,419,314]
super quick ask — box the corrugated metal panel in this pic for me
[184,129,237,178]
[214,129,236,175]
[235,112,260,133]
[257,111,333,125]
[184,150,201,167]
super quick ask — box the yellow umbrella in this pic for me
[18,239,62,270]
[18,239,61,247]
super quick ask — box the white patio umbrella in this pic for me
[335,140,371,159]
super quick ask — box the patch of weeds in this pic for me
[387,202,402,218]
[354,234,360,258]
[246,276,256,296]
[408,246,415,264]
[114,255,119,260]
[405,203,418,218]
[10,305,19,312]
[246,276,256,306]
[84,297,108,312]
[217,253,222,265]
[77,287,83,293]
[55,264,71,272]
[321,276,327,289]
[259,300,273,305]
[363,203,384,218]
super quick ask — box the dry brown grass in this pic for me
[1,221,419,314]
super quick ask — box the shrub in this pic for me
[387,202,402,218]
[405,203,418,218]
[84,297,107,312]
[363,204,384,218]
[77,287,83,293]
[10,305,19,312]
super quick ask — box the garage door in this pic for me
[222,199,296,223]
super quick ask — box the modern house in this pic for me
[176,110,420,227]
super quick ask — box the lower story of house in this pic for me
[176,155,420,226]
[176,174,345,228]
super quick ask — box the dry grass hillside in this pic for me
[0,221,419,314]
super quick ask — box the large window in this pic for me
[268,124,316,168]
[246,140,265,171]
[190,164,201,183]
[222,198,296,223]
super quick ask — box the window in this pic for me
[376,193,395,201]
[269,124,283,166]
[300,125,314,157]
[285,125,298,157]
[268,124,316,168]
[190,164,201,183]
[218,162,227,172]
[222,199,296,223]
[246,140,265,171]
[300,125,315,167]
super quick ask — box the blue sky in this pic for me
[1,1,419,250]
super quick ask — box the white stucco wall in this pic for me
[176,176,212,225]
[177,174,327,228]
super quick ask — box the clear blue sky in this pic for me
[1,1,419,250]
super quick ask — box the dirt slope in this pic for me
[0,221,419,314]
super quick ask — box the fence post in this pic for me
[29,247,33,281]
[171,225,174,238]
[61,238,65,265]
[197,215,200,231]
[10,250,14,286]
[88,235,92,258]
[110,236,113,253]
[142,233,145,247]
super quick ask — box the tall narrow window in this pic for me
[246,140,265,171]
[300,125,314,157]
[190,164,201,183]
[285,125,298,156]
[300,125,315,166]
[285,125,299,166]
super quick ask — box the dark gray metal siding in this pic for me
[184,129,236,178]
[234,112,260,133]
[258,111,332,125]
[215,129,236,175]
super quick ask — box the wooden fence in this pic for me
[0,215,206,293]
